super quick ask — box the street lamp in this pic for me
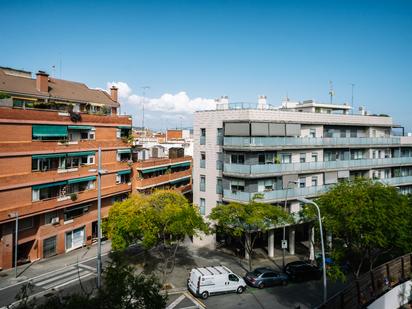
[297,197,327,304]
[282,180,298,269]
[8,212,18,278]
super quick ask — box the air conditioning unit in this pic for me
[51,217,59,225]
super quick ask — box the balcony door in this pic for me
[65,227,85,251]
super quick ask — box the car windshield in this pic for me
[252,269,263,276]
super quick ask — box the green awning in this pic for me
[171,162,191,168]
[33,181,67,190]
[117,169,131,175]
[32,153,66,160]
[67,151,96,157]
[117,148,132,154]
[67,176,96,184]
[32,125,68,137]
[170,177,190,185]
[141,166,168,174]
[118,126,131,129]
[68,125,94,130]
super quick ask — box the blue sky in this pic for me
[1,0,411,130]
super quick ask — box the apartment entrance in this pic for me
[65,227,85,251]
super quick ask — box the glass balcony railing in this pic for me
[223,176,412,203]
[224,157,412,175]
[223,136,402,147]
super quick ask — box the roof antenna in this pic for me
[350,83,355,114]
[141,86,150,137]
[59,54,62,79]
[52,65,56,77]
[329,81,335,104]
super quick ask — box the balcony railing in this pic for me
[223,136,402,148]
[134,169,192,189]
[223,176,412,203]
[224,157,412,176]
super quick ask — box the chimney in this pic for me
[258,95,267,109]
[110,86,118,102]
[36,71,49,92]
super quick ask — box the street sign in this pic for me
[281,240,288,249]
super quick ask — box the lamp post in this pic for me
[8,212,18,278]
[297,197,327,304]
[282,180,298,269]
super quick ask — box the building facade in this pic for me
[0,67,133,270]
[192,96,412,254]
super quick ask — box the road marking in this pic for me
[78,263,97,272]
[184,291,206,309]
[166,294,186,309]
[54,273,94,290]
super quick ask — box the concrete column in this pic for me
[309,226,315,261]
[289,227,295,255]
[245,233,251,260]
[268,229,274,258]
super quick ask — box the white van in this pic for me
[187,266,246,299]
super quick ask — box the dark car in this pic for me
[244,267,288,288]
[284,261,322,282]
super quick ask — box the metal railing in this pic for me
[223,136,402,147]
[224,157,412,175]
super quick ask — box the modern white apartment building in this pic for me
[192,96,412,256]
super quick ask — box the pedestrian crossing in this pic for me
[30,264,96,291]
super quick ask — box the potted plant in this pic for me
[70,193,78,201]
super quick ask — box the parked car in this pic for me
[284,261,322,282]
[187,266,246,299]
[244,267,288,288]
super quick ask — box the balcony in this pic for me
[134,169,192,189]
[223,176,412,203]
[224,157,412,177]
[223,136,403,149]
[134,156,192,169]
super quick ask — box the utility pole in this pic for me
[97,147,102,288]
[8,212,18,278]
[350,83,355,114]
[329,81,335,104]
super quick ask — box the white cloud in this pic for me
[106,82,216,129]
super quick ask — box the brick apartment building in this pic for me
[0,67,133,270]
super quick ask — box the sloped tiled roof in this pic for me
[0,68,119,107]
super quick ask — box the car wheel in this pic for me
[258,282,264,289]
[237,286,245,294]
[201,291,209,299]
[282,280,288,286]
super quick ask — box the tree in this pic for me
[11,253,167,309]
[305,178,412,279]
[209,200,291,271]
[104,190,209,282]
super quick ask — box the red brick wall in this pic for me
[0,156,31,176]
[0,124,32,142]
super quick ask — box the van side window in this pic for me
[229,274,239,281]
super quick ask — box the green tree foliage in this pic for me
[209,200,291,271]
[104,190,209,281]
[11,254,167,309]
[305,178,412,278]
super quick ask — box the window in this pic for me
[200,152,206,168]
[262,272,276,278]
[200,128,206,145]
[281,153,291,164]
[350,129,357,138]
[217,128,223,145]
[199,198,206,216]
[258,179,275,192]
[13,99,34,109]
[309,128,316,138]
[300,153,306,163]
[258,154,265,165]
[200,175,206,192]
[311,176,318,187]
[299,177,306,188]
[19,217,34,231]
[351,150,364,160]
[43,236,57,258]
[231,179,245,192]
[231,154,245,164]
[311,153,318,162]
[372,150,377,159]
[216,152,223,170]
[340,129,346,138]
[216,178,223,194]
[64,204,89,221]
[116,173,131,184]
[229,274,239,281]
[45,211,58,225]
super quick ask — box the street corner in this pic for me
[166,291,206,309]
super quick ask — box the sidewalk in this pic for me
[0,240,112,289]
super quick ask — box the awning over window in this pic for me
[118,126,132,129]
[33,181,67,190]
[117,148,132,154]
[117,169,131,175]
[67,176,96,184]
[171,162,191,168]
[68,125,94,130]
[170,177,190,185]
[67,151,96,157]
[32,125,68,137]
[141,166,167,174]
[32,153,66,160]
